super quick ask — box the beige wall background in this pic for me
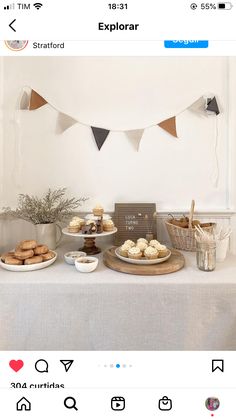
[1,56,236,252]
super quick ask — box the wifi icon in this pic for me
[33,2,43,9]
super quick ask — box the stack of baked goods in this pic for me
[67,204,116,235]
[119,238,169,260]
[1,240,55,266]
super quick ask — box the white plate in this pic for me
[62,227,117,238]
[115,247,171,265]
[0,252,57,272]
[85,214,111,220]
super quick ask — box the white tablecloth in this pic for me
[1,241,236,351]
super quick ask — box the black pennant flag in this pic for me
[206,96,220,115]
[91,127,110,150]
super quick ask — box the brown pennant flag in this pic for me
[158,116,178,138]
[91,127,110,150]
[29,89,48,110]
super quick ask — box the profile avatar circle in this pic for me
[5,40,28,51]
[205,397,220,411]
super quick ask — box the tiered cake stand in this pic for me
[62,228,117,255]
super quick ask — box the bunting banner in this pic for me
[20,89,220,151]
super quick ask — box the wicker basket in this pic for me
[165,220,215,251]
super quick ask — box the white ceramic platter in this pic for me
[0,252,57,272]
[115,247,171,265]
[62,227,117,238]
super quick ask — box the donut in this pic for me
[19,240,37,250]
[14,249,34,260]
[42,251,55,261]
[1,252,15,262]
[34,245,49,255]
[24,255,43,265]
[4,256,23,265]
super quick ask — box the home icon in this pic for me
[16,397,31,411]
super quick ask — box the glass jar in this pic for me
[196,241,216,271]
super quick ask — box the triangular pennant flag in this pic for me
[188,96,206,114]
[206,96,220,115]
[158,116,178,138]
[56,112,78,134]
[29,89,47,110]
[91,127,110,150]
[19,91,31,110]
[126,129,144,151]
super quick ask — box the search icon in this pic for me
[64,397,78,411]
[35,359,49,373]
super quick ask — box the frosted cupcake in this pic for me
[144,246,159,260]
[136,241,148,254]
[119,243,131,257]
[149,240,161,249]
[103,220,115,232]
[93,204,104,217]
[128,246,142,260]
[68,219,80,233]
[156,244,169,258]
[124,240,135,248]
[137,238,148,245]
[72,216,85,227]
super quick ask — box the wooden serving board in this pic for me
[103,247,185,276]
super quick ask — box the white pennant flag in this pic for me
[56,112,78,133]
[188,96,206,114]
[126,129,144,151]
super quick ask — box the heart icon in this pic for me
[9,360,24,372]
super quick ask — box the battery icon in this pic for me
[218,2,233,8]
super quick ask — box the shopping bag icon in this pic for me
[158,396,172,411]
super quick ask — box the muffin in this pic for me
[124,240,135,248]
[137,238,148,245]
[156,244,169,258]
[128,246,142,260]
[136,241,148,254]
[119,243,131,257]
[149,240,161,249]
[144,246,159,260]
[68,219,80,233]
[72,216,85,227]
[103,220,115,232]
[93,204,104,217]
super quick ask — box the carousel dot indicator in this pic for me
[116,364,121,368]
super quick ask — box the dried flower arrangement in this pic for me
[2,188,87,225]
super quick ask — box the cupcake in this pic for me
[72,216,85,227]
[119,243,130,257]
[124,240,135,248]
[128,246,142,260]
[103,220,115,232]
[156,244,169,258]
[68,219,80,233]
[144,246,159,260]
[136,241,148,253]
[137,238,148,245]
[93,204,104,217]
[149,239,161,249]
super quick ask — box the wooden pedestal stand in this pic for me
[62,228,118,255]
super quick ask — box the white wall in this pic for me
[1,57,233,213]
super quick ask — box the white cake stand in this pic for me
[62,227,117,255]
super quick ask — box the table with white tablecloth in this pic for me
[0,241,236,351]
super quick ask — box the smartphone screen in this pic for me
[0,1,235,417]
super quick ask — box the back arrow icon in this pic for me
[9,19,16,32]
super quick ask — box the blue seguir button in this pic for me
[164,40,209,48]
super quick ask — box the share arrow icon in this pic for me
[60,360,74,372]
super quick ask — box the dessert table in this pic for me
[0,240,236,351]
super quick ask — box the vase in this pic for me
[35,223,62,250]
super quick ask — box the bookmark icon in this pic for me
[60,360,74,372]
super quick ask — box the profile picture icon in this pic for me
[5,40,28,51]
[205,397,220,411]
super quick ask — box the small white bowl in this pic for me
[75,256,98,273]
[64,251,86,265]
